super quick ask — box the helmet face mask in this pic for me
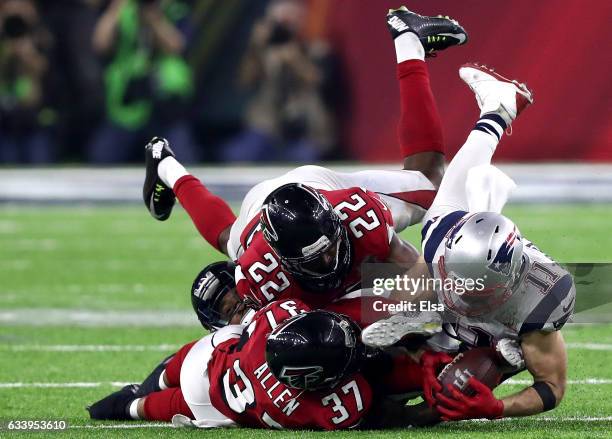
[439,258,519,317]
[287,233,340,277]
[279,225,352,292]
[260,184,353,293]
[191,262,244,330]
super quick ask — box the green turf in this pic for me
[1,204,611,438]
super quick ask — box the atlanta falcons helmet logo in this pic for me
[279,365,324,389]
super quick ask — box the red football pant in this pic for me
[163,341,196,386]
[143,388,193,421]
[173,176,236,252]
[142,341,197,421]
[397,60,444,157]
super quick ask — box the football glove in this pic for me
[420,350,453,408]
[435,376,504,421]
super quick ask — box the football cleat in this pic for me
[495,338,526,371]
[143,137,176,221]
[87,384,140,420]
[459,63,534,125]
[361,311,442,348]
[387,6,468,56]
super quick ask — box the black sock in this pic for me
[135,353,174,397]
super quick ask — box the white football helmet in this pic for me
[437,212,524,316]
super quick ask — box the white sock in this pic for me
[395,32,424,63]
[428,130,498,214]
[128,398,142,420]
[466,164,516,213]
[158,370,168,390]
[464,130,499,156]
[158,157,188,189]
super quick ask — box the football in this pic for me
[437,347,504,397]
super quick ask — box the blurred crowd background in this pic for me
[0,0,610,165]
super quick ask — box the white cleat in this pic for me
[459,63,533,125]
[361,311,442,348]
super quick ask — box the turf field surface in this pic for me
[1,204,611,438]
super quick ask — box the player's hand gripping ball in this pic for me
[434,347,504,420]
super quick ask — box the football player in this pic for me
[189,260,413,338]
[88,297,449,429]
[189,261,251,330]
[361,64,576,421]
[142,7,468,308]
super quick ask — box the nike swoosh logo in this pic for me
[439,33,466,44]
[562,297,575,313]
[149,195,163,219]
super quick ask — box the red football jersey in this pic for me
[207,299,373,430]
[235,188,394,308]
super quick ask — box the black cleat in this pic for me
[143,137,176,221]
[87,384,140,420]
[387,6,467,56]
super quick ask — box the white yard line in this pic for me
[505,378,612,385]
[66,417,612,429]
[2,309,611,331]
[3,342,612,352]
[566,342,612,351]
[0,382,132,388]
[469,416,612,423]
[3,344,181,352]
[1,309,611,331]
[0,309,196,327]
[71,423,170,429]
[2,379,612,389]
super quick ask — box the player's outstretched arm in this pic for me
[387,232,420,265]
[435,331,567,421]
[501,330,567,417]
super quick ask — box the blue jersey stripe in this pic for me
[421,217,436,241]
[422,211,467,263]
[519,273,574,335]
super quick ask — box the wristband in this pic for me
[531,381,556,411]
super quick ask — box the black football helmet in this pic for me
[191,261,242,331]
[265,311,364,390]
[260,183,352,292]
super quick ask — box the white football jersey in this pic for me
[179,325,243,425]
[422,210,576,347]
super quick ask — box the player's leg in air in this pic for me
[424,63,532,221]
[142,7,467,257]
[361,63,534,347]
[388,6,466,186]
[142,137,236,256]
[320,7,468,231]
